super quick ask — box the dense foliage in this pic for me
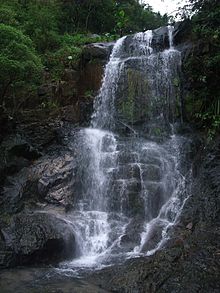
[0,0,168,113]
[184,0,220,138]
[0,24,42,113]
[59,0,168,35]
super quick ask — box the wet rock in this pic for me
[152,26,170,51]
[8,142,41,160]
[117,151,138,165]
[145,182,165,219]
[140,148,163,165]
[0,134,42,208]
[82,42,114,61]
[141,219,167,252]
[78,96,94,125]
[37,154,75,206]
[38,80,78,107]
[18,123,59,152]
[1,146,76,214]
[113,27,182,129]
[78,43,113,97]
[0,267,109,293]
[90,138,220,293]
[186,222,193,230]
[2,212,76,266]
[120,217,143,250]
[77,59,105,97]
[0,134,41,166]
[112,164,141,180]
[141,164,162,181]
[2,168,30,214]
[118,26,170,60]
[126,192,145,217]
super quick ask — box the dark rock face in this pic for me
[173,20,193,46]
[37,154,76,206]
[78,42,114,96]
[152,26,170,51]
[35,42,113,118]
[120,217,143,251]
[0,107,16,143]
[0,114,78,213]
[82,42,114,61]
[0,109,81,268]
[1,212,76,266]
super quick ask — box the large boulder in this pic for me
[1,148,76,214]
[82,42,114,61]
[1,212,76,267]
[37,154,75,207]
[0,134,42,213]
[78,42,114,97]
[120,217,143,251]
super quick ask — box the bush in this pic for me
[0,24,43,111]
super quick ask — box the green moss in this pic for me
[173,77,180,87]
[152,127,162,136]
[0,212,12,226]
[120,69,149,122]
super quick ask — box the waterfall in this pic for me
[65,26,189,269]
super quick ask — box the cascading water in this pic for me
[64,26,190,270]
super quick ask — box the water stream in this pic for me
[62,26,189,271]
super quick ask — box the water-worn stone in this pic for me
[141,164,162,181]
[37,154,75,206]
[120,217,143,250]
[1,212,76,266]
[1,151,76,216]
[82,42,114,61]
[140,219,166,252]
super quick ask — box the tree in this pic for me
[183,0,220,137]
[58,0,168,35]
[0,3,18,26]
[0,24,43,111]
[114,0,168,34]
[21,0,61,53]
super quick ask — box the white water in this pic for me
[61,26,190,271]
[92,36,126,129]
